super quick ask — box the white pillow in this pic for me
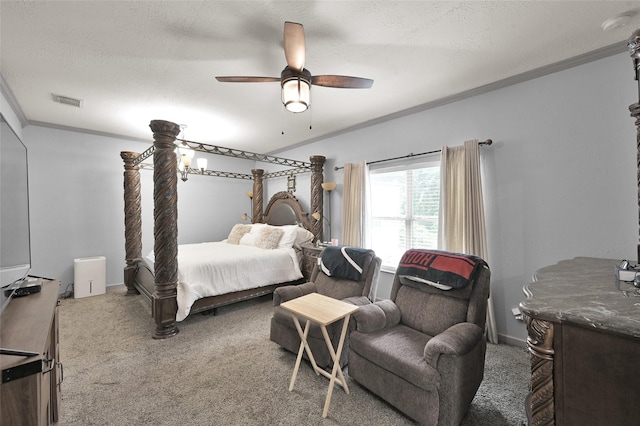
[294,227,315,248]
[239,231,259,246]
[277,225,299,249]
[239,223,266,246]
[247,223,266,234]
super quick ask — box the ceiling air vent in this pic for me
[52,93,84,108]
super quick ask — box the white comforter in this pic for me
[147,242,303,321]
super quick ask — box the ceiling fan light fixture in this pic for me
[282,78,310,113]
[281,67,311,113]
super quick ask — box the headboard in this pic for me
[263,191,312,233]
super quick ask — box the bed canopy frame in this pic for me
[120,119,325,339]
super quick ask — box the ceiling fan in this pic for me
[215,21,373,113]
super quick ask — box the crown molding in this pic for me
[0,73,28,127]
[27,120,151,146]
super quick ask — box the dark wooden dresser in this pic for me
[519,258,640,426]
[1,279,61,426]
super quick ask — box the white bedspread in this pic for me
[147,242,302,321]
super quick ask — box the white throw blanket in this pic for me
[146,242,302,321]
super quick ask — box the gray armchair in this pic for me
[270,247,381,369]
[349,250,490,426]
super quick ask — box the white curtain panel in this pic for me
[341,161,369,247]
[439,140,498,344]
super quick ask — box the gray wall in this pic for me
[2,51,636,344]
[270,51,637,343]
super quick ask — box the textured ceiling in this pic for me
[1,1,639,153]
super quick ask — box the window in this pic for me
[369,162,440,270]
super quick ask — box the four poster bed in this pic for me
[120,119,326,338]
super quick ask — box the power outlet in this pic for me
[511,307,524,321]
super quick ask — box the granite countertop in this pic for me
[520,257,640,339]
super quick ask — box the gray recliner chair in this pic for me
[270,247,381,369]
[348,249,490,426]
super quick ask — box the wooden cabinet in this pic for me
[301,244,323,281]
[1,279,61,426]
[520,258,640,426]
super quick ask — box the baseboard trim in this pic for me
[106,283,126,292]
[498,333,527,347]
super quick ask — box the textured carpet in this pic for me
[58,287,529,425]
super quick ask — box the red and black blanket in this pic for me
[397,249,487,289]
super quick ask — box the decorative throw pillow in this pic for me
[227,224,251,244]
[255,227,284,250]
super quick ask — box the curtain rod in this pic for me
[334,139,492,171]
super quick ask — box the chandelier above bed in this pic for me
[176,125,207,182]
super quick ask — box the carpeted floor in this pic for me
[57,287,529,425]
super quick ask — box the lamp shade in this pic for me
[196,157,207,172]
[321,181,337,191]
[282,77,310,113]
[180,154,192,168]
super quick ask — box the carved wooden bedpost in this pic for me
[149,119,180,339]
[525,316,555,426]
[121,151,142,295]
[252,169,264,223]
[310,155,326,242]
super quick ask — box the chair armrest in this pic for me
[273,282,318,306]
[342,296,372,307]
[423,322,483,366]
[352,299,401,333]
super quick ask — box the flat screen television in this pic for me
[0,113,31,313]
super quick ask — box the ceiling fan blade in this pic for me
[215,76,280,83]
[284,21,305,71]
[311,75,374,89]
